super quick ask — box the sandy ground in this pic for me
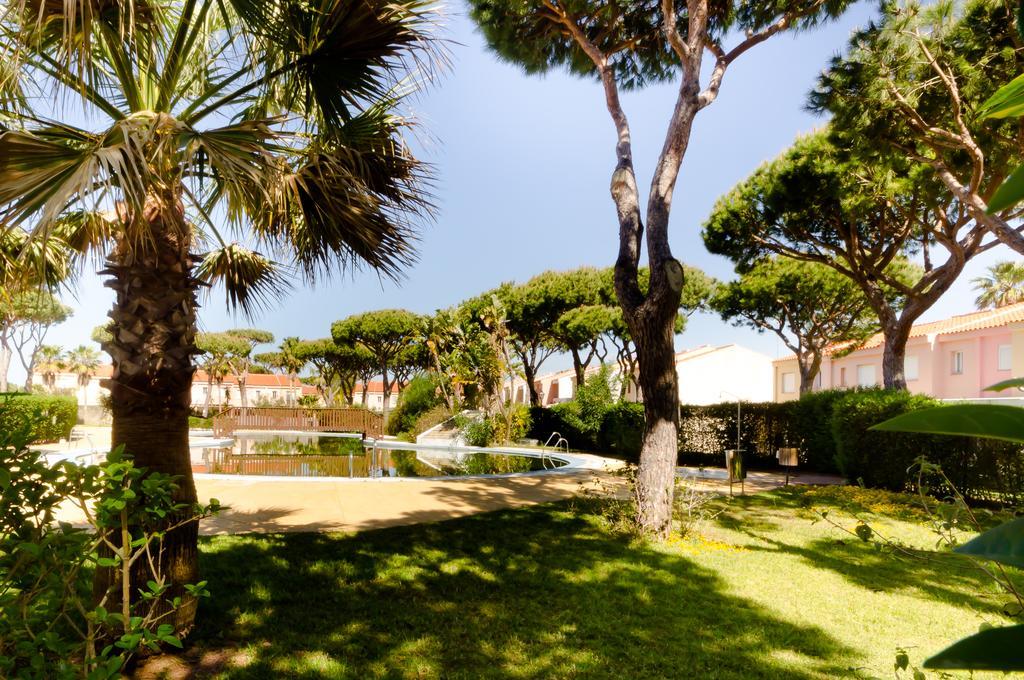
[45,427,842,535]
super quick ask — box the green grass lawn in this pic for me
[185,486,1021,679]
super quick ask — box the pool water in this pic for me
[189,433,564,478]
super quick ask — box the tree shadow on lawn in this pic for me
[191,503,859,680]
[736,531,1019,616]
[709,491,1019,615]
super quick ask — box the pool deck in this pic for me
[45,427,842,535]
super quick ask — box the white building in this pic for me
[352,381,400,411]
[509,344,774,406]
[36,365,316,410]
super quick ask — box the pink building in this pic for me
[773,302,1024,402]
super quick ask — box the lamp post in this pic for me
[720,390,745,495]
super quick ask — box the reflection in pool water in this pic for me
[190,433,564,478]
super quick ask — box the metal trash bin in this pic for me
[777,447,799,485]
[725,449,745,495]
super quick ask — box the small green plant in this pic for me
[0,415,219,678]
[459,416,495,448]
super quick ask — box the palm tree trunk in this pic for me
[97,227,201,635]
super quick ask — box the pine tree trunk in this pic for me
[381,366,391,423]
[881,320,911,390]
[571,350,585,392]
[97,226,201,635]
[629,305,680,538]
[798,352,822,395]
[239,373,248,407]
[522,360,540,407]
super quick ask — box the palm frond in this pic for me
[194,0,444,127]
[0,120,150,235]
[195,243,291,316]
[181,117,279,228]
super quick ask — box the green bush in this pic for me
[789,390,851,473]
[527,402,591,449]
[830,388,1024,499]
[0,393,77,443]
[460,417,494,447]
[387,374,442,436]
[0,419,218,678]
[492,404,533,444]
[830,389,944,491]
[597,401,645,463]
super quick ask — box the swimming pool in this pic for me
[189,432,571,479]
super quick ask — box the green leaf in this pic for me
[870,405,1024,444]
[984,377,1024,393]
[953,516,1024,569]
[977,73,1024,119]
[924,624,1024,670]
[986,163,1024,213]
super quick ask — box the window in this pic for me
[904,355,919,381]
[781,372,796,394]
[839,367,846,387]
[951,351,964,375]
[998,344,1012,371]
[857,364,876,387]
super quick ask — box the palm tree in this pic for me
[35,344,65,392]
[0,0,439,632]
[972,262,1024,309]
[64,345,101,407]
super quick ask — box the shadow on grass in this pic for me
[710,489,1020,615]
[740,532,1016,615]
[192,503,858,679]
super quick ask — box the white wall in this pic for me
[677,346,773,405]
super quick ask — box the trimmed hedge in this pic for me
[0,393,78,443]
[597,402,645,463]
[528,387,1024,501]
[678,401,801,470]
[830,389,1024,501]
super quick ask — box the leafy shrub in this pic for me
[527,402,591,449]
[789,389,851,473]
[597,401,645,463]
[387,374,442,435]
[491,404,532,444]
[575,366,614,434]
[0,411,218,678]
[830,389,949,491]
[460,417,494,447]
[0,393,77,443]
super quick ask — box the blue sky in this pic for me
[14,2,1019,382]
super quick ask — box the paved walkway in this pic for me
[45,427,842,535]
[678,466,844,494]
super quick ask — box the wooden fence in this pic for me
[212,407,384,438]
